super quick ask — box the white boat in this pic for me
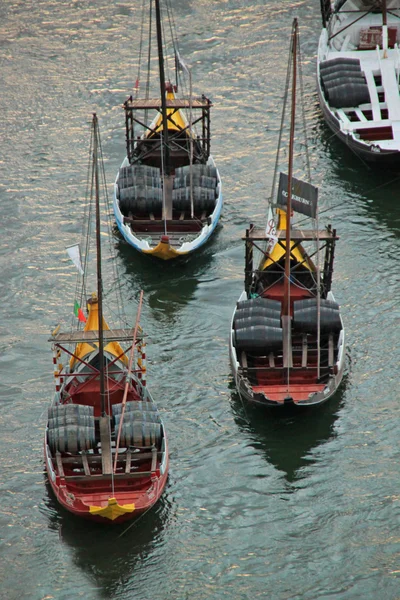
[113,0,222,260]
[317,0,400,164]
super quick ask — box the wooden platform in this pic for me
[49,328,141,343]
[244,228,338,241]
[124,97,212,110]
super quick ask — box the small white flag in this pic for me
[66,244,84,276]
[175,50,189,75]
[265,206,278,254]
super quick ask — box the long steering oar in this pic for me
[113,290,144,473]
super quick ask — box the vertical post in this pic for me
[53,345,61,394]
[141,339,147,387]
[282,19,298,382]
[382,0,388,52]
[323,225,331,297]
[93,114,106,417]
[320,0,330,28]
[189,68,194,218]
[283,20,297,318]
[155,0,170,175]
[317,204,321,380]
[244,226,253,294]
[113,291,144,473]
[202,95,207,158]
[326,228,336,294]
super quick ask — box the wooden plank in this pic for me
[162,175,174,220]
[56,451,65,478]
[336,108,351,124]
[380,58,400,123]
[60,452,160,464]
[151,447,157,472]
[244,228,339,241]
[50,328,142,343]
[355,108,368,122]
[350,118,392,130]
[301,334,308,368]
[268,352,275,368]
[99,417,112,475]
[64,471,152,482]
[125,97,211,110]
[328,333,334,367]
[123,217,203,230]
[363,68,381,121]
[282,316,293,369]
[81,452,91,476]
[125,450,132,474]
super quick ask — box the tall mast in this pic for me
[154,0,170,175]
[93,113,106,416]
[382,0,388,51]
[283,19,298,318]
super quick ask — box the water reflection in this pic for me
[115,228,221,322]
[230,377,348,484]
[43,481,172,598]
[316,115,400,236]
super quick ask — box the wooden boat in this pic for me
[229,20,346,409]
[113,0,222,260]
[318,0,400,164]
[44,115,169,523]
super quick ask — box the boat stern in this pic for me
[89,497,135,521]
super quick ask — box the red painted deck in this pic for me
[262,282,312,308]
[252,383,325,403]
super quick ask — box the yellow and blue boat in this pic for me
[113,0,222,260]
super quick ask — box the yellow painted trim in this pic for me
[89,497,135,521]
[70,294,128,368]
[261,209,315,271]
[149,90,191,135]
[142,239,188,260]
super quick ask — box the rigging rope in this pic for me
[269,34,292,212]
[97,125,126,329]
[135,0,147,99]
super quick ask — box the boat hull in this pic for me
[316,75,400,166]
[113,156,223,260]
[44,435,169,524]
[317,17,400,165]
[229,291,346,410]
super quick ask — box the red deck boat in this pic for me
[44,115,168,522]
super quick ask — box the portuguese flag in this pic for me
[74,300,87,323]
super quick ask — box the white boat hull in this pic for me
[317,3,400,164]
[113,156,223,259]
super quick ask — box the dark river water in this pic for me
[1,1,399,599]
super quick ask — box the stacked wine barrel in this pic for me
[113,401,162,448]
[118,165,162,215]
[233,297,283,354]
[47,404,95,453]
[293,298,342,333]
[172,164,218,213]
[320,58,370,108]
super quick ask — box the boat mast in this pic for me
[154,0,170,175]
[283,20,297,318]
[92,113,106,417]
[382,0,388,51]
